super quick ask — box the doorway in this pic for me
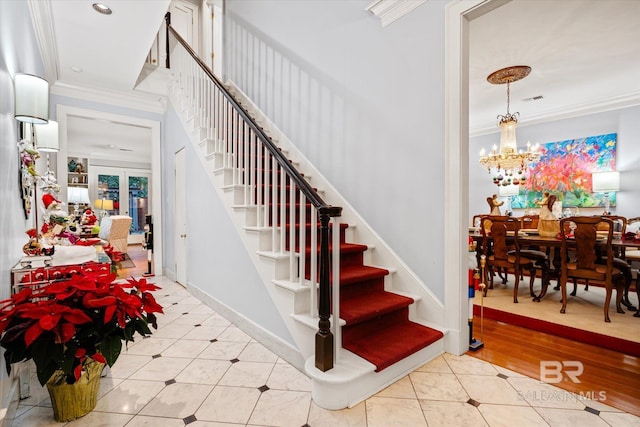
[56,105,163,277]
[91,166,151,245]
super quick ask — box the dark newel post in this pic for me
[315,210,334,371]
[165,12,171,69]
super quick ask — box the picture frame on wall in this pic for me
[510,133,617,209]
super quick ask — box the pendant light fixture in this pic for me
[479,65,540,188]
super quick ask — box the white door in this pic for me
[91,167,151,245]
[171,0,199,54]
[175,149,187,285]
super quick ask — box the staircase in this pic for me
[165,24,445,409]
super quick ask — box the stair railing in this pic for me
[166,16,342,372]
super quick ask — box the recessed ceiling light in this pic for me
[107,144,116,148]
[71,66,83,73]
[92,3,112,15]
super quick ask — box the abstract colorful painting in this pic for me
[510,133,617,209]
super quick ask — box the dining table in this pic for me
[469,227,640,303]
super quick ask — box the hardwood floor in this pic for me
[468,315,640,416]
[117,244,152,278]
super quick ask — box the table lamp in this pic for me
[68,187,90,218]
[94,199,114,217]
[592,171,620,215]
[499,184,520,215]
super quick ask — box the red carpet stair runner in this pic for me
[264,166,443,372]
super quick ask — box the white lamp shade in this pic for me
[592,171,620,193]
[14,74,49,124]
[499,184,520,196]
[34,120,59,152]
[67,187,90,204]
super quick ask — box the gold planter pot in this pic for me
[46,361,105,422]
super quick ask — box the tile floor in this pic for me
[11,276,640,427]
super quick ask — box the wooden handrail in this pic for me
[166,19,341,371]
[166,23,340,217]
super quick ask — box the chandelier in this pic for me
[479,65,540,188]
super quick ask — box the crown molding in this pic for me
[51,81,168,114]
[470,90,640,137]
[366,0,428,27]
[27,0,59,84]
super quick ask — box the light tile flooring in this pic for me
[12,276,640,427]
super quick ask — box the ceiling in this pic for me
[43,0,170,162]
[41,0,640,157]
[469,0,640,135]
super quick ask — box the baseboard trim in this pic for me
[184,282,305,371]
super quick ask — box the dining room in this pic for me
[465,0,640,415]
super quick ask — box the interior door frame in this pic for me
[444,0,505,355]
[56,105,163,278]
[174,148,187,285]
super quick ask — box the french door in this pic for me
[90,166,151,245]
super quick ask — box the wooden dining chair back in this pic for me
[594,215,636,311]
[598,215,627,255]
[625,217,640,263]
[520,215,539,229]
[624,217,640,317]
[558,216,624,322]
[472,214,488,228]
[481,216,536,303]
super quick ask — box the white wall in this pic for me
[224,0,449,301]
[0,0,46,420]
[469,106,640,222]
[162,105,294,345]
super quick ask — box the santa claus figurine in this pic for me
[81,209,97,226]
[42,193,68,226]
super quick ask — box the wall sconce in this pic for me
[14,73,49,124]
[14,73,50,224]
[34,120,59,152]
[592,171,620,215]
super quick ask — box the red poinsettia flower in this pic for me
[0,271,163,386]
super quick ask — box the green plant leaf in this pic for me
[31,339,60,373]
[133,319,151,336]
[36,362,58,387]
[147,313,158,330]
[100,335,122,367]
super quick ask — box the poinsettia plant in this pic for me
[0,273,163,386]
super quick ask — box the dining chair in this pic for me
[593,215,635,311]
[623,216,640,316]
[481,216,537,303]
[558,216,625,322]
